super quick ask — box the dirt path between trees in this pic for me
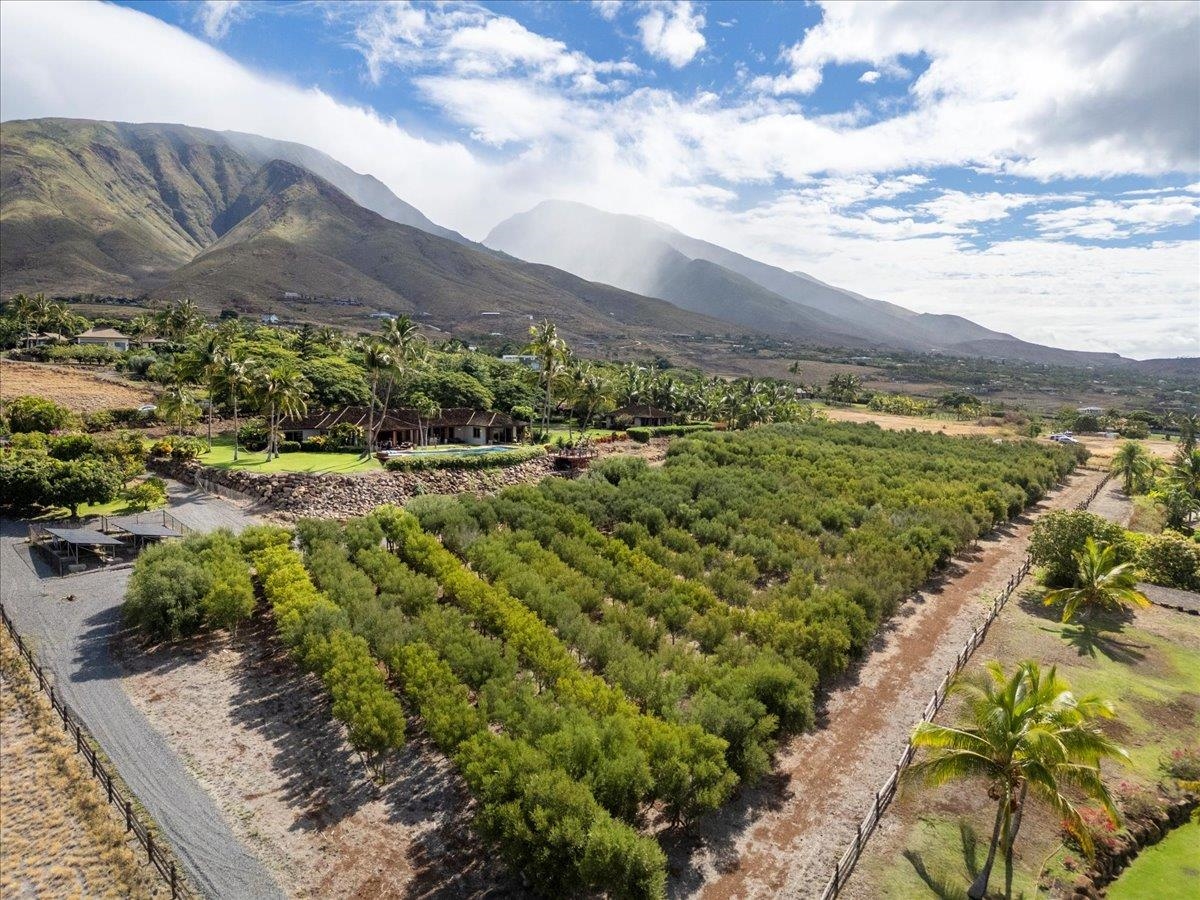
[668,468,1107,899]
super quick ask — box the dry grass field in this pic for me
[0,359,154,414]
[0,629,161,899]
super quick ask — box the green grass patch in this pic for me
[197,437,381,474]
[1107,821,1200,899]
[30,496,164,522]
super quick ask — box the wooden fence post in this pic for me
[147,831,155,863]
[125,800,133,832]
[170,863,178,898]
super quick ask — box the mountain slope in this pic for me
[486,200,1127,365]
[0,117,474,299]
[164,160,736,341]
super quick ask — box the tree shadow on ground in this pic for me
[1016,592,1146,663]
[901,821,1029,900]
[223,612,518,898]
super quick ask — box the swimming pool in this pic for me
[380,444,518,459]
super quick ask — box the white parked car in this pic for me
[1048,432,1080,444]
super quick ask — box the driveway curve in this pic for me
[1,482,282,899]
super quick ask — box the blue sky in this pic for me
[3,1,1198,357]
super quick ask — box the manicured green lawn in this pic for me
[1107,821,1200,898]
[31,496,164,522]
[197,437,382,474]
[543,426,625,441]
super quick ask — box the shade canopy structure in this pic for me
[107,521,182,539]
[43,527,125,547]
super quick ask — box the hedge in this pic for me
[626,423,713,443]
[384,445,545,472]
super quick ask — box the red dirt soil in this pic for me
[670,469,1107,900]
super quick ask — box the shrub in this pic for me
[384,446,545,472]
[626,423,713,443]
[301,436,327,452]
[125,352,157,378]
[170,437,208,461]
[121,477,167,511]
[124,540,212,640]
[277,440,302,453]
[1030,510,1132,586]
[1136,531,1200,591]
[325,422,363,451]
[237,419,269,451]
[1162,746,1200,781]
[84,410,114,432]
[6,395,76,433]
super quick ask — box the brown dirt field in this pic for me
[666,470,1106,900]
[116,615,513,899]
[0,630,161,899]
[822,406,1009,438]
[1,359,154,414]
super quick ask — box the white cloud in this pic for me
[858,69,880,84]
[1030,195,1200,240]
[352,2,637,91]
[196,0,244,40]
[591,1,623,22]
[753,0,1200,179]
[636,1,706,68]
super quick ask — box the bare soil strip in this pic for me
[668,469,1106,899]
[0,359,154,413]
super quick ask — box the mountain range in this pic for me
[0,117,1160,367]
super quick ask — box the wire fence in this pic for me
[0,602,190,898]
[818,471,1112,900]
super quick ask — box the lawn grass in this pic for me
[1107,820,1200,898]
[197,437,381,474]
[857,589,1200,899]
[543,425,625,441]
[31,496,165,522]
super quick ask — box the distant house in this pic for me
[1076,406,1104,415]
[501,354,542,372]
[283,406,525,447]
[606,404,672,428]
[23,331,66,348]
[74,327,131,351]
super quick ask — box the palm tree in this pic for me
[158,382,199,437]
[1169,447,1200,499]
[526,321,569,437]
[1172,412,1198,452]
[1043,537,1150,624]
[257,366,310,459]
[1111,441,1152,495]
[360,341,395,458]
[573,366,615,435]
[909,661,1127,899]
[187,332,225,449]
[376,315,425,449]
[219,354,250,461]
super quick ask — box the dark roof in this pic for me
[44,527,125,546]
[286,407,516,430]
[611,404,671,418]
[109,521,182,538]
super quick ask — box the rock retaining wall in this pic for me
[1068,793,1198,899]
[150,456,556,520]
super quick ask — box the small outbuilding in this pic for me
[605,404,673,428]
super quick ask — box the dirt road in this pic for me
[671,469,1108,899]
[0,482,281,900]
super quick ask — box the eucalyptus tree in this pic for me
[909,661,1126,899]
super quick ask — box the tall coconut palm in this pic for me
[257,366,310,459]
[1111,441,1152,495]
[376,315,425,449]
[158,382,199,438]
[219,354,250,461]
[526,321,568,437]
[573,366,615,435]
[360,341,396,458]
[909,661,1127,899]
[187,332,225,449]
[1043,537,1150,623]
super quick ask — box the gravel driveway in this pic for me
[1,481,282,899]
